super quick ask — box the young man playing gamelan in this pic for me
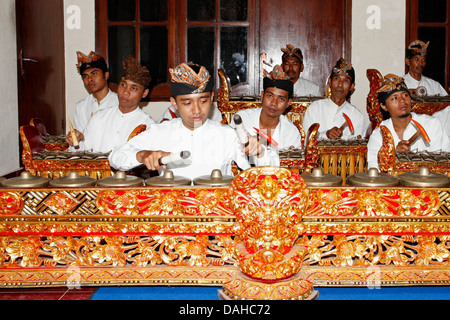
[302,58,366,140]
[72,51,119,133]
[230,65,301,166]
[66,55,155,153]
[109,62,262,179]
[367,74,450,170]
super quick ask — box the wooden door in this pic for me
[16,0,66,135]
[260,0,351,94]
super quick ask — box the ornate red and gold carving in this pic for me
[0,176,449,288]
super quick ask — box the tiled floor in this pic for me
[0,287,97,300]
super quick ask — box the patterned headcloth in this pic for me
[330,58,355,84]
[376,74,410,105]
[281,44,303,63]
[263,65,294,97]
[169,62,214,97]
[76,51,108,74]
[406,40,429,59]
[121,55,152,88]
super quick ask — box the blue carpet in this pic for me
[91,286,221,300]
[316,286,450,300]
[91,285,450,300]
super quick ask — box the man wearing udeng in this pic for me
[66,55,155,153]
[109,63,259,179]
[367,74,450,170]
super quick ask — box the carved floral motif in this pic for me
[0,180,449,287]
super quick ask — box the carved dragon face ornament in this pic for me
[228,167,310,280]
[220,166,317,300]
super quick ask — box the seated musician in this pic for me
[109,62,259,179]
[281,44,321,97]
[302,58,366,140]
[403,40,447,96]
[66,55,155,153]
[367,74,450,170]
[73,51,119,133]
[229,65,301,166]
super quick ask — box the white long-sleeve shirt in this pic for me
[302,98,367,140]
[433,106,450,137]
[403,73,447,96]
[367,112,450,170]
[78,106,155,153]
[229,108,302,166]
[109,118,250,179]
[293,77,321,97]
[72,90,119,133]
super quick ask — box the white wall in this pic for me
[351,0,406,123]
[0,0,20,176]
[64,0,95,131]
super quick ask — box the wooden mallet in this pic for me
[68,119,80,149]
[408,118,431,145]
[339,112,355,135]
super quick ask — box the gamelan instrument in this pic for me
[378,125,450,176]
[4,69,450,297]
[97,171,144,187]
[29,118,69,152]
[193,169,234,187]
[1,165,450,297]
[145,170,191,187]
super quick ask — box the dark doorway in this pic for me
[16,0,66,135]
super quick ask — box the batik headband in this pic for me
[408,40,429,57]
[331,58,355,83]
[263,65,290,80]
[376,74,410,105]
[76,51,108,74]
[281,44,303,63]
[169,63,214,96]
[121,55,152,88]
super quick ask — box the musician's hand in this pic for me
[65,129,84,146]
[396,140,411,154]
[242,133,265,158]
[326,127,343,140]
[136,150,171,171]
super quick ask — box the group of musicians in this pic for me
[65,41,450,180]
